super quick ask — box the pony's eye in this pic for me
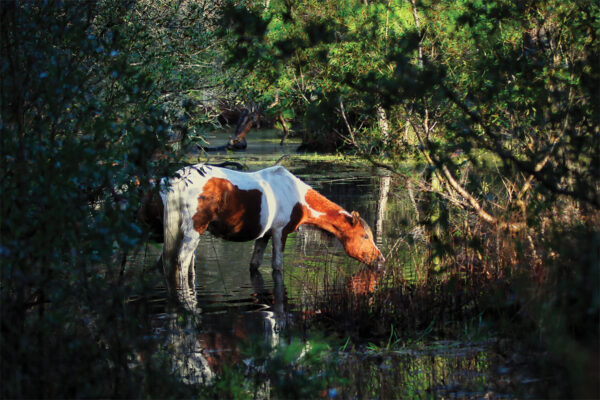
[363,234,369,239]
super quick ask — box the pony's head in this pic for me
[340,211,385,271]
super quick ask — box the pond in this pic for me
[131,129,545,398]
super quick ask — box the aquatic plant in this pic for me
[204,336,344,399]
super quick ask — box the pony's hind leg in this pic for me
[174,231,200,307]
[250,233,271,270]
[188,252,196,288]
[178,232,199,281]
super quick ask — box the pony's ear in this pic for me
[351,211,360,226]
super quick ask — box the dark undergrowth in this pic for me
[299,204,600,399]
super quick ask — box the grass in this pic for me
[258,155,598,398]
[155,151,598,398]
[181,137,382,171]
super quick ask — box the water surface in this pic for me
[134,129,543,398]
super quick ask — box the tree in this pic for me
[398,0,600,228]
[222,0,599,228]
[1,1,223,396]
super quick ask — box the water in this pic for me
[131,129,543,398]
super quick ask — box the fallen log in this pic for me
[199,109,257,152]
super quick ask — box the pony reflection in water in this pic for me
[154,164,385,304]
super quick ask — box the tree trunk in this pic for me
[375,174,391,244]
[376,104,390,148]
[278,113,290,146]
[375,105,391,243]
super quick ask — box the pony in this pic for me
[157,164,385,302]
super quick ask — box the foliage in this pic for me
[220,1,599,396]
[0,1,221,397]
[220,0,401,150]
[2,0,598,397]
[222,0,599,209]
[207,336,341,399]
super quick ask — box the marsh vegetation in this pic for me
[2,1,598,398]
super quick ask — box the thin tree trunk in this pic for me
[410,0,424,68]
[278,114,290,146]
[375,105,391,243]
[376,104,390,148]
[376,174,391,244]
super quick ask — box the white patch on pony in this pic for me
[257,182,277,239]
[306,205,325,218]
[291,181,325,219]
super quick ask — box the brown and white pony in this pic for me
[158,164,385,303]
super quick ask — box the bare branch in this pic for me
[442,85,599,208]
[338,98,357,145]
[409,115,527,233]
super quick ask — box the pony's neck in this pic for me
[302,189,350,240]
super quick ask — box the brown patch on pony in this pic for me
[283,203,305,236]
[303,188,384,266]
[193,177,263,242]
[281,202,306,251]
[305,189,344,220]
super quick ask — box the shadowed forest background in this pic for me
[1,0,598,398]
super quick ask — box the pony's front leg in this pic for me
[250,233,271,270]
[271,230,284,271]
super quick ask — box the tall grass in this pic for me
[295,191,599,398]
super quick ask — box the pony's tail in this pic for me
[160,177,183,297]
